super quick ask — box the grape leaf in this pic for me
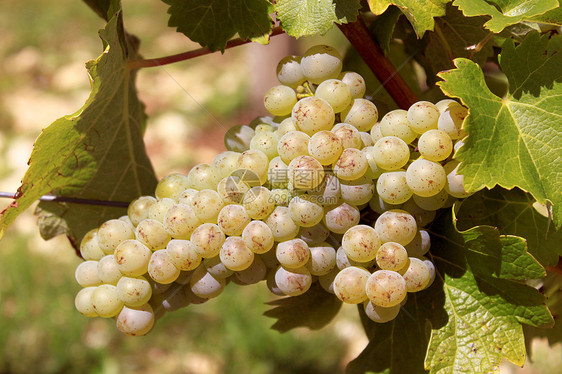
[453,0,560,32]
[456,187,562,267]
[0,12,157,245]
[529,5,562,26]
[274,0,361,38]
[82,0,119,20]
[264,283,342,333]
[438,32,562,229]
[367,0,450,37]
[162,0,274,52]
[369,6,403,54]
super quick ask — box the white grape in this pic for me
[242,220,275,254]
[91,284,124,318]
[372,136,410,171]
[342,224,381,262]
[190,265,226,299]
[277,117,298,137]
[412,188,449,211]
[401,198,437,227]
[306,173,341,206]
[265,206,300,242]
[190,223,226,258]
[224,124,255,153]
[148,249,180,284]
[336,245,372,270]
[148,198,175,223]
[435,99,461,113]
[374,209,417,246]
[114,239,152,276]
[404,230,431,258]
[135,219,171,251]
[264,85,297,116]
[370,122,384,144]
[204,256,234,279]
[319,268,338,294]
[75,260,102,287]
[217,204,251,236]
[368,191,402,214]
[340,98,379,131]
[363,301,400,323]
[333,266,371,304]
[376,171,413,204]
[250,130,279,160]
[340,176,375,205]
[292,96,335,135]
[276,55,306,88]
[97,219,135,254]
[406,159,446,197]
[438,104,468,139]
[362,146,383,179]
[365,270,407,307]
[315,79,352,112]
[360,131,374,147]
[277,130,310,164]
[306,242,337,276]
[444,160,473,198]
[177,188,199,206]
[407,101,440,134]
[323,202,360,234]
[116,304,155,336]
[237,149,269,185]
[117,275,152,307]
[402,257,431,292]
[217,176,250,204]
[300,45,342,84]
[243,186,276,219]
[235,256,268,284]
[212,151,241,180]
[80,228,104,261]
[187,163,219,191]
[333,148,368,181]
[155,173,190,200]
[274,265,312,296]
[338,71,366,99]
[163,203,201,240]
[288,194,324,227]
[298,222,330,245]
[219,236,255,271]
[268,156,289,188]
[75,287,97,317]
[288,155,325,190]
[128,196,157,227]
[379,109,417,144]
[418,129,453,162]
[308,130,343,165]
[332,123,363,149]
[420,256,436,289]
[97,255,122,285]
[165,239,202,271]
[276,238,310,269]
[375,242,409,272]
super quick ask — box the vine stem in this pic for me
[0,192,130,208]
[337,18,418,110]
[127,27,285,69]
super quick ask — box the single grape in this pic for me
[75,287,98,317]
[375,242,409,271]
[163,204,201,239]
[217,176,250,204]
[243,186,276,219]
[274,265,312,296]
[404,230,431,258]
[276,238,310,269]
[444,160,473,198]
[360,131,374,147]
[374,209,417,246]
[159,284,190,312]
[91,284,124,318]
[128,196,157,227]
[276,55,306,88]
[323,202,360,234]
[418,129,453,162]
[186,163,219,191]
[148,249,180,284]
[376,171,413,204]
[135,219,171,251]
[407,101,440,134]
[288,194,324,227]
[308,130,343,165]
[288,155,325,190]
[401,198,436,227]
[405,159,446,197]
[315,79,352,112]
[155,173,190,200]
[80,228,104,261]
[363,301,400,323]
[224,125,255,153]
[298,222,330,245]
[420,256,436,289]
[336,245,372,270]
[300,45,342,84]
[204,256,234,279]
[217,204,251,236]
[318,268,338,294]
[365,270,407,307]
[268,156,289,188]
[340,176,375,205]
[250,130,279,160]
[174,270,194,285]
[342,225,381,262]
[438,104,468,139]
[237,149,269,185]
[148,198,176,223]
[435,99,461,113]
[292,96,335,135]
[266,268,285,296]
[307,173,341,206]
[115,304,155,336]
[306,242,337,276]
[235,256,268,284]
[372,136,410,171]
[177,188,199,206]
[379,109,417,144]
[333,266,371,304]
[75,260,102,287]
[219,236,255,271]
[97,219,135,254]
[340,98,379,131]
[212,151,241,180]
[369,191,402,214]
[362,146,383,179]
[264,85,297,116]
[412,188,449,211]
[333,148,368,181]
[277,130,310,164]
[370,122,384,145]
[242,220,275,254]
[190,265,226,299]
[165,239,202,271]
[114,239,152,276]
[270,187,292,207]
[332,123,363,149]
[117,275,152,307]
[402,257,430,292]
[97,255,122,285]
[338,71,366,99]
[190,223,226,258]
[277,117,298,137]
[265,206,300,242]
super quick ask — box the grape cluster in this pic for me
[74,45,471,335]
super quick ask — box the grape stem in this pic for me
[337,18,418,110]
[127,27,285,69]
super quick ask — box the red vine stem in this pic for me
[337,18,418,110]
[127,27,285,69]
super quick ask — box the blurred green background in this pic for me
[0,1,560,373]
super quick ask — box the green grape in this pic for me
[268,156,289,188]
[365,270,407,307]
[412,188,449,211]
[97,255,122,285]
[363,301,400,323]
[420,256,436,289]
[190,223,226,258]
[292,96,335,135]
[242,220,275,254]
[340,176,375,205]
[368,191,402,214]
[237,149,269,185]
[165,239,202,271]
[404,230,431,258]
[204,256,234,279]
[128,196,157,227]
[97,219,135,254]
[91,284,124,318]
[315,79,352,112]
[235,256,268,284]
[265,206,299,242]
[323,202,360,234]
[372,136,410,171]
[276,55,306,88]
[288,155,325,190]
[217,176,250,204]
[308,130,343,165]
[114,239,152,276]
[148,249,180,284]
[406,159,446,197]
[80,228,104,261]
[340,98,379,131]
[217,204,251,236]
[342,224,382,262]
[276,238,310,269]
[300,45,342,84]
[288,194,324,227]
[212,151,241,180]
[250,130,279,160]
[264,85,297,116]
[274,265,312,296]
[379,109,417,144]
[444,160,473,198]
[219,236,255,271]
[75,260,102,287]
[163,204,201,240]
[333,148,368,181]
[360,131,374,147]
[319,268,338,294]
[277,117,298,137]
[338,71,366,99]
[135,219,171,251]
[75,287,97,317]
[148,197,175,223]
[306,242,337,276]
[407,101,440,134]
[155,173,190,200]
[190,265,226,299]
[400,198,436,227]
[402,257,430,292]
[376,171,412,205]
[298,222,330,245]
[374,209,417,246]
[332,123,363,149]
[336,246,367,270]
[375,242,409,272]
[307,173,341,206]
[435,98,461,113]
[438,104,468,139]
[224,124,255,152]
[370,122,384,145]
[418,129,453,162]
[117,275,152,307]
[191,189,224,223]
[187,163,219,191]
[363,146,383,179]
[333,266,371,304]
[277,130,310,164]
[177,188,198,206]
[115,304,155,336]
[243,186,276,219]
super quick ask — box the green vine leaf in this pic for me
[368,0,451,37]
[264,283,342,333]
[274,0,361,38]
[456,187,562,267]
[0,12,157,245]
[453,0,560,33]
[162,0,274,52]
[438,32,562,229]
[81,0,119,21]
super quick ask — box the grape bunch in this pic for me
[73,45,471,335]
